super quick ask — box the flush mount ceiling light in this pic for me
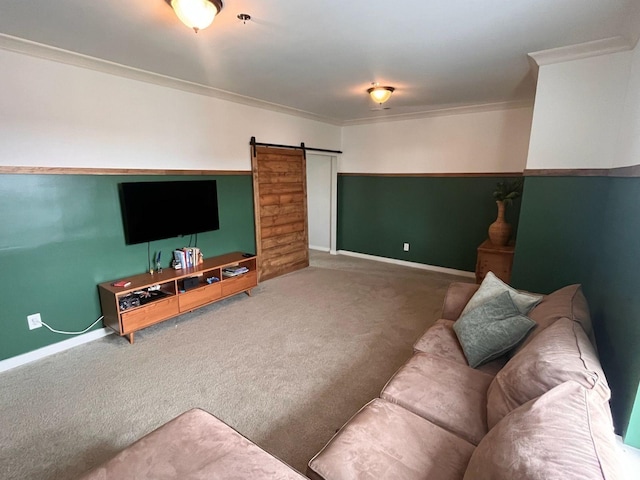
[367,83,395,104]
[167,0,223,33]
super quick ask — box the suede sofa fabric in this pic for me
[440,282,479,321]
[414,319,468,362]
[465,382,619,480]
[517,283,594,350]
[309,281,618,480]
[79,408,306,480]
[381,353,493,445]
[487,317,611,429]
[307,398,475,480]
[413,319,506,376]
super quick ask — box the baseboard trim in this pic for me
[616,434,640,471]
[309,245,331,252]
[336,250,475,278]
[0,328,112,373]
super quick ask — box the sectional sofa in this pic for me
[307,276,619,479]
[80,274,620,479]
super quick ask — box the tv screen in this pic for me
[119,180,220,245]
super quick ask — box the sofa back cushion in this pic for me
[464,381,619,480]
[413,318,508,376]
[441,282,480,321]
[516,284,594,351]
[487,317,610,428]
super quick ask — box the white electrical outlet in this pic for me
[403,243,410,252]
[27,313,42,330]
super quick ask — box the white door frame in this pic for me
[329,154,338,255]
[306,153,338,255]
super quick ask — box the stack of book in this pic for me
[222,265,249,278]
[173,247,202,269]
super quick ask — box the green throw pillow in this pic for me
[460,271,543,317]
[453,291,536,368]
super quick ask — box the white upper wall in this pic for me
[0,49,341,171]
[3,38,639,175]
[616,41,640,168]
[340,107,533,174]
[526,49,632,170]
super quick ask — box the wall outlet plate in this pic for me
[27,313,42,330]
[403,243,410,252]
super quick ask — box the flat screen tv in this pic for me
[119,180,220,245]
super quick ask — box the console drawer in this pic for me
[121,297,179,333]
[221,271,257,297]
[178,283,222,312]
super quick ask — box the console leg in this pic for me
[126,332,135,344]
[245,289,252,297]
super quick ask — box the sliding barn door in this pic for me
[252,146,309,281]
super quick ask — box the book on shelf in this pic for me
[222,265,249,277]
[173,247,202,269]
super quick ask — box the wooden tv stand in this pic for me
[98,252,257,344]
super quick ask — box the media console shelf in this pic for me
[98,252,257,344]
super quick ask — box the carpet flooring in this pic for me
[0,252,470,479]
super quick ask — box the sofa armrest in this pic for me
[441,282,479,320]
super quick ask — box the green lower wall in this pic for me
[0,174,255,361]
[592,177,640,446]
[511,177,609,292]
[5,171,638,445]
[512,175,640,446]
[627,385,640,446]
[337,175,521,271]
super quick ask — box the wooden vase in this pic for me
[488,200,511,246]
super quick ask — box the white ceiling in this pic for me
[1,0,639,123]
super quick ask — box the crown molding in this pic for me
[0,34,535,129]
[528,36,633,67]
[341,100,533,127]
[0,33,343,127]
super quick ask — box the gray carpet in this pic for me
[0,252,469,479]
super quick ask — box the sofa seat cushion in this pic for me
[487,317,611,428]
[464,381,619,480]
[413,319,507,376]
[307,398,475,480]
[381,353,493,445]
[79,408,306,480]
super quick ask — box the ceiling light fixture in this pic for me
[367,83,395,104]
[167,0,223,33]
